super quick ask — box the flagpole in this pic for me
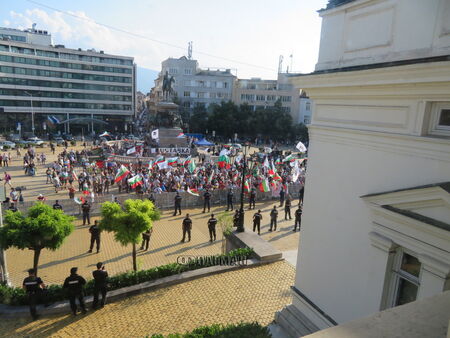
[237,148,247,232]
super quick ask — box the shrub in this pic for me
[148,322,270,338]
[70,140,76,146]
[0,248,254,305]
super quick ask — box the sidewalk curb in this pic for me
[0,257,283,318]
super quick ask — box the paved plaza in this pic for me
[0,260,295,337]
[2,146,300,286]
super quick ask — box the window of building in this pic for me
[223,82,228,89]
[306,102,311,111]
[210,92,216,99]
[256,95,265,101]
[427,102,450,137]
[281,95,292,102]
[267,95,276,101]
[184,91,190,97]
[184,68,192,75]
[197,92,205,98]
[438,109,450,127]
[304,117,311,124]
[389,250,421,307]
[198,81,205,88]
[281,106,291,113]
[169,68,178,75]
[183,101,191,108]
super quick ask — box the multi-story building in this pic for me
[297,91,312,125]
[0,26,136,136]
[275,0,450,336]
[152,56,235,110]
[232,73,300,121]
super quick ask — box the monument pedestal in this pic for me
[158,127,188,147]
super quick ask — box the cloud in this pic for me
[6,8,164,71]
[3,20,11,26]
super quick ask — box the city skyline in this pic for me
[0,0,328,92]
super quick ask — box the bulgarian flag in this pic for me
[167,157,178,166]
[128,175,143,188]
[177,132,185,138]
[268,162,282,181]
[187,187,199,196]
[283,154,296,163]
[82,188,90,196]
[74,196,85,204]
[115,165,130,183]
[71,172,78,181]
[183,156,192,166]
[188,159,196,173]
[243,180,250,194]
[153,156,165,168]
[259,179,270,193]
[275,158,283,165]
[218,154,231,169]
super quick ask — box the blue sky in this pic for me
[0,0,328,92]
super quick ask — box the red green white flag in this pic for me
[167,157,178,166]
[115,165,130,183]
[259,179,270,193]
[218,154,231,169]
[187,187,199,196]
[244,179,250,194]
[188,159,196,173]
[128,175,143,189]
[74,196,85,204]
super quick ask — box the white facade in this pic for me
[276,0,450,336]
[297,95,312,125]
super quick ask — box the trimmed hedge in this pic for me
[149,322,271,338]
[0,248,253,306]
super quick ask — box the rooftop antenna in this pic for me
[278,55,284,74]
[188,41,193,59]
[290,53,293,72]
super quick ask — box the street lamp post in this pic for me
[237,149,248,233]
[24,91,35,135]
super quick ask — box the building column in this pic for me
[67,112,70,133]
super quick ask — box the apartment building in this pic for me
[0,26,136,135]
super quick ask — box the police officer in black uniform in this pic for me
[284,197,292,220]
[140,228,153,251]
[269,205,278,231]
[92,262,108,310]
[226,189,234,211]
[173,192,182,216]
[8,202,17,212]
[181,213,192,242]
[202,190,211,213]
[279,187,285,207]
[53,200,63,210]
[88,220,101,253]
[253,209,263,235]
[249,189,256,210]
[294,206,302,231]
[63,267,87,315]
[207,214,217,242]
[148,193,156,205]
[22,268,45,320]
[81,200,91,225]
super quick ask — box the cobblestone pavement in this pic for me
[0,261,295,338]
[3,145,300,286]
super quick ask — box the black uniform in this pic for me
[253,212,262,234]
[233,210,240,227]
[148,194,156,204]
[173,194,182,216]
[82,202,91,225]
[284,199,292,220]
[8,204,17,212]
[279,189,285,207]
[202,191,211,212]
[140,228,152,250]
[23,276,44,319]
[207,217,217,241]
[53,202,63,210]
[181,217,192,242]
[89,224,101,253]
[92,269,108,309]
[249,190,256,210]
[294,208,302,231]
[270,208,278,231]
[226,190,234,211]
[299,186,304,204]
[63,273,86,315]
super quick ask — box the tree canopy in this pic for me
[99,199,160,271]
[0,202,75,274]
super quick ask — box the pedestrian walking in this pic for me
[249,189,256,210]
[92,262,108,310]
[22,268,45,320]
[253,209,263,235]
[173,192,182,216]
[269,205,278,231]
[226,189,234,211]
[88,220,101,253]
[181,213,192,242]
[140,228,153,251]
[284,197,292,220]
[82,200,91,225]
[63,267,87,316]
[4,172,12,188]
[207,214,217,242]
[294,206,302,231]
[202,190,211,213]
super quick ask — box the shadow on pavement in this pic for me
[37,252,90,270]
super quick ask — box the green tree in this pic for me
[189,104,208,133]
[0,203,75,274]
[99,199,160,271]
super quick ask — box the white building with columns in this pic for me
[276,0,450,336]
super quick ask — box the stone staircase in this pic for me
[275,304,320,337]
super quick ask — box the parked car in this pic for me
[62,134,74,141]
[7,134,21,142]
[0,141,16,149]
[54,137,65,146]
[26,137,45,146]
